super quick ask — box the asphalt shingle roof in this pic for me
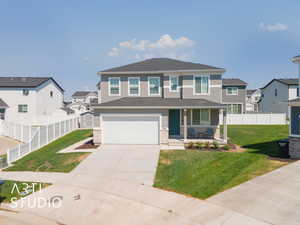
[222,78,247,86]
[101,58,224,74]
[0,99,8,108]
[92,97,225,108]
[247,89,256,95]
[72,91,97,97]
[261,78,299,89]
[0,77,64,91]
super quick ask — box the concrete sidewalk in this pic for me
[0,171,69,183]
[209,160,300,225]
[7,174,270,225]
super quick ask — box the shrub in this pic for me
[184,142,194,149]
[222,145,230,151]
[204,141,211,149]
[212,141,220,149]
[195,142,204,150]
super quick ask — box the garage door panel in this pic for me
[102,116,159,145]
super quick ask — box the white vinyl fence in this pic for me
[6,117,80,164]
[220,113,287,125]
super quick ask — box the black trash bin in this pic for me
[277,139,290,158]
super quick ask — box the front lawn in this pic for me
[5,129,92,173]
[227,125,289,157]
[154,125,290,199]
[0,180,50,203]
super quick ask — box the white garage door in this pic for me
[102,115,159,145]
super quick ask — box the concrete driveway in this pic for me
[72,145,161,185]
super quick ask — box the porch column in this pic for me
[183,109,187,141]
[222,109,228,142]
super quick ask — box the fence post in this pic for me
[46,125,49,144]
[7,148,10,164]
[18,145,21,158]
[38,127,41,148]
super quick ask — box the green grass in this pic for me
[5,129,92,173]
[0,180,50,203]
[227,125,289,157]
[154,125,290,199]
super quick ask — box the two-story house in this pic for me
[289,55,300,159]
[260,78,299,117]
[92,58,228,145]
[71,91,98,104]
[222,78,247,114]
[0,77,64,124]
[246,89,261,112]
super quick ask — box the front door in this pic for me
[169,109,180,136]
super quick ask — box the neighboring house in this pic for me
[67,101,90,113]
[0,99,9,120]
[246,89,261,112]
[222,78,247,114]
[71,91,97,104]
[92,58,228,145]
[260,78,299,116]
[289,55,300,159]
[0,77,64,124]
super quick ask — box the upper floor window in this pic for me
[18,104,28,113]
[109,77,120,96]
[170,76,179,92]
[226,87,238,95]
[22,89,29,96]
[50,91,53,98]
[194,76,209,95]
[128,77,140,96]
[148,77,160,95]
[275,89,278,97]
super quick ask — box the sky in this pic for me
[0,0,299,99]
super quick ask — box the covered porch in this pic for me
[168,107,228,144]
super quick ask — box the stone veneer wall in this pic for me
[289,137,300,159]
[93,127,102,144]
[160,128,169,144]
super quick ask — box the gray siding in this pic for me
[291,106,300,135]
[222,86,246,113]
[100,73,222,103]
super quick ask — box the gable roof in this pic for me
[247,89,256,95]
[292,55,300,62]
[0,77,64,91]
[261,78,298,89]
[72,91,97,97]
[0,99,8,108]
[92,97,225,109]
[222,78,247,87]
[100,58,225,74]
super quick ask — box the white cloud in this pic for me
[259,22,288,32]
[108,34,195,60]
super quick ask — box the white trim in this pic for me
[93,105,226,109]
[224,103,244,114]
[226,87,238,95]
[128,77,140,96]
[169,75,179,92]
[108,77,121,96]
[98,69,226,75]
[290,134,300,138]
[100,113,162,144]
[193,75,210,96]
[148,76,161,96]
[210,84,222,88]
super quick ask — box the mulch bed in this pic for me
[75,140,99,149]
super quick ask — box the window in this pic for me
[227,104,242,114]
[192,109,210,125]
[18,104,28,113]
[0,108,5,120]
[194,76,209,94]
[50,91,53,98]
[181,109,191,125]
[109,77,120,96]
[22,89,29,96]
[226,87,238,95]
[275,89,278,97]
[128,77,140,96]
[170,76,178,92]
[148,77,160,95]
